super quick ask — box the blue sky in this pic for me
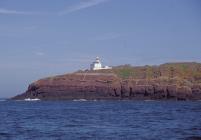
[0,0,201,98]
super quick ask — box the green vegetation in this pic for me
[110,62,201,83]
[113,66,134,79]
[76,62,201,84]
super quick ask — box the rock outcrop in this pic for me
[12,70,201,100]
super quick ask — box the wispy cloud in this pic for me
[1,0,110,16]
[0,8,36,15]
[0,8,49,16]
[59,0,109,15]
[35,52,45,56]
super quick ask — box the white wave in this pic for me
[24,98,40,101]
[73,99,87,101]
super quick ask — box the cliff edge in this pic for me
[12,62,201,100]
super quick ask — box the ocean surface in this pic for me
[0,100,201,140]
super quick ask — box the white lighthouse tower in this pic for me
[90,57,112,70]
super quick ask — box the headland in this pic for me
[12,62,201,101]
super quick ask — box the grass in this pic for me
[110,62,201,84]
[74,62,201,84]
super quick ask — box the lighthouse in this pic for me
[90,57,112,70]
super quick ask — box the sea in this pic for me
[0,100,201,140]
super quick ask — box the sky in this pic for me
[0,0,201,98]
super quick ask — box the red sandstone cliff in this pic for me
[12,62,201,100]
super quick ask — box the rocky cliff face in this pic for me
[12,70,201,101]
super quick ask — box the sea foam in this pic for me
[24,98,40,101]
[73,99,87,101]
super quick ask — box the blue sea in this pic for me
[0,100,201,140]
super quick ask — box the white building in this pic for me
[90,57,112,70]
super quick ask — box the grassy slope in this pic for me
[82,62,201,86]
